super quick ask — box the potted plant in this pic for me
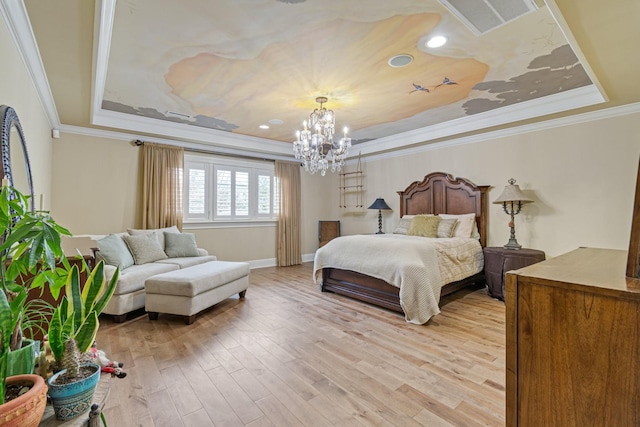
[46,260,118,421]
[0,184,73,425]
[0,292,48,427]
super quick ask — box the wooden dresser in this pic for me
[506,247,640,426]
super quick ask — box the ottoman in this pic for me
[145,261,250,324]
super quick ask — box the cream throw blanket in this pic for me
[313,234,444,324]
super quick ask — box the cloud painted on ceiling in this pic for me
[463,45,592,115]
[101,42,590,141]
[100,1,597,144]
[101,100,239,131]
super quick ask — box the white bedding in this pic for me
[313,234,483,324]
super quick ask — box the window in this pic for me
[184,154,279,224]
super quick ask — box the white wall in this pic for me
[332,108,640,258]
[0,13,54,205]
[51,133,139,233]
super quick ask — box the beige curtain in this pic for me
[141,142,184,230]
[275,161,302,266]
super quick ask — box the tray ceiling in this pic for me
[17,0,610,158]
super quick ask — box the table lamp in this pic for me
[493,178,533,249]
[368,198,392,234]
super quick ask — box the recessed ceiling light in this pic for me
[259,124,270,129]
[426,36,447,48]
[268,119,283,125]
[388,54,414,68]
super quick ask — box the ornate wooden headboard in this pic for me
[397,172,490,247]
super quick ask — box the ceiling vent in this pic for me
[439,0,538,35]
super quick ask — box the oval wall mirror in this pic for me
[1,105,34,212]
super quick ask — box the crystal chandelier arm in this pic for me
[294,96,350,175]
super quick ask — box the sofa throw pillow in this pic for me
[437,218,458,238]
[407,215,440,238]
[164,232,199,257]
[127,225,180,250]
[97,234,135,269]
[122,233,168,265]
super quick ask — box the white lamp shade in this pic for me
[493,179,533,204]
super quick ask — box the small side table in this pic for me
[483,247,545,301]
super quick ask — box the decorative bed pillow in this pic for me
[97,234,134,269]
[407,215,440,238]
[439,213,477,238]
[127,225,180,249]
[164,232,199,257]
[122,233,168,265]
[392,216,414,235]
[436,218,458,238]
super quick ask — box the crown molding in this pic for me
[544,0,608,103]
[357,85,606,157]
[90,108,293,156]
[91,0,115,122]
[359,102,640,164]
[89,81,606,161]
[57,123,296,162]
[0,0,60,129]
[62,101,640,167]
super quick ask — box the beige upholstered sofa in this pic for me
[91,226,217,322]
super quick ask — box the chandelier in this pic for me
[293,96,351,176]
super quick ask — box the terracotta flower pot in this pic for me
[46,363,101,421]
[0,374,48,427]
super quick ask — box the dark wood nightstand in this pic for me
[318,220,340,247]
[483,247,545,301]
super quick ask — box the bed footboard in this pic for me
[321,268,403,312]
[321,267,486,314]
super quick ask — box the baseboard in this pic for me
[247,253,315,269]
[247,258,277,269]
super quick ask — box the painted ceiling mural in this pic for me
[101,0,594,145]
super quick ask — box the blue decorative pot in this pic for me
[46,363,101,420]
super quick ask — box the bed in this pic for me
[314,172,490,323]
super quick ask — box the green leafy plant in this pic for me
[0,184,74,404]
[48,261,119,378]
[0,285,19,405]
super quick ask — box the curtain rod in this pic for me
[133,139,285,163]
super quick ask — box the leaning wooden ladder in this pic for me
[339,153,363,209]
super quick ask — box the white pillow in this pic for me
[392,216,414,235]
[439,213,478,238]
[436,218,458,238]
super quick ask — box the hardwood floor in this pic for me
[97,263,506,427]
